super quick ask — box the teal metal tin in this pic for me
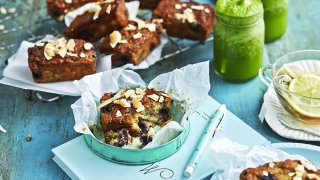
[83,119,190,165]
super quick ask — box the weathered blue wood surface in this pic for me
[0,0,320,179]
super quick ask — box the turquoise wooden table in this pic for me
[1,0,320,179]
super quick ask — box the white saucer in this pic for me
[260,86,320,141]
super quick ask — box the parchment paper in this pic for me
[71,61,210,148]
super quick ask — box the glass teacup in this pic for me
[260,50,320,123]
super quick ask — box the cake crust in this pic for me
[28,39,97,83]
[152,0,215,41]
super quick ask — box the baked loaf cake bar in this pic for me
[65,0,129,42]
[99,20,162,66]
[98,88,172,148]
[46,0,98,21]
[152,0,215,41]
[240,159,320,180]
[28,38,96,83]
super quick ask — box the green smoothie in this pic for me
[214,0,264,81]
[262,0,288,42]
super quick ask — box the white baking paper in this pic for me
[65,1,140,27]
[210,133,305,180]
[71,61,210,148]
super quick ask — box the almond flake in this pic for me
[67,52,77,57]
[148,94,159,101]
[44,44,55,60]
[0,125,7,133]
[175,4,182,9]
[84,43,93,50]
[262,171,268,176]
[132,98,145,112]
[66,39,75,51]
[204,8,210,13]
[182,3,187,7]
[161,92,169,97]
[288,172,295,177]
[159,96,164,103]
[109,30,122,48]
[58,48,67,57]
[175,8,196,23]
[80,52,86,57]
[114,98,131,108]
[0,24,5,31]
[133,32,142,39]
[268,162,275,168]
[124,89,135,98]
[293,176,303,180]
[8,7,16,14]
[124,24,137,31]
[147,127,156,136]
[0,7,7,14]
[300,160,318,172]
[87,4,102,20]
[135,88,144,94]
[190,5,205,10]
[64,0,72,4]
[98,89,125,109]
[307,174,320,180]
[57,15,65,21]
[106,4,112,14]
[119,40,127,43]
[295,164,305,173]
[116,110,122,117]
[152,19,164,24]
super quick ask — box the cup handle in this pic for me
[259,65,272,86]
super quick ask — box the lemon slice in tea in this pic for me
[288,73,320,118]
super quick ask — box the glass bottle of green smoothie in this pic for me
[214,0,265,82]
[262,0,288,42]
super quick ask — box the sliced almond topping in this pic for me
[288,172,295,177]
[114,98,131,108]
[80,52,86,58]
[0,24,5,31]
[133,32,142,39]
[159,96,164,103]
[152,19,164,24]
[295,164,305,173]
[124,89,135,98]
[307,174,320,180]
[84,43,93,50]
[64,0,72,4]
[133,19,156,32]
[98,89,125,109]
[44,45,55,60]
[262,171,268,176]
[106,4,112,14]
[57,15,65,21]
[175,4,182,9]
[182,3,187,7]
[116,110,122,117]
[57,48,67,57]
[66,39,75,51]
[130,94,144,100]
[135,88,144,94]
[147,94,159,101]
[0,125,7,133]
[143,23,156,32]
[300,160,318,172]
[66,52,77,57]
[190,5,205,10]
[119,40,128,44]
[109,30,122,48]
[175,8,196,23]
[204,8,210,13]
[87,4,102,20]
[124,24,137,31]
[132,98,145,112]
[268,162,275,168]
[293,175,303,180]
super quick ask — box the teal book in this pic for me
[52,96,268,180]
